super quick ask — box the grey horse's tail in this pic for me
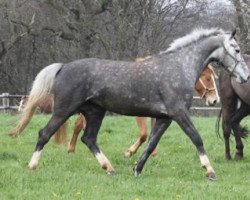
[216,108,249,139]
[9,63,63,137]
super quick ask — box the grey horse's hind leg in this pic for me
[134,117,172,176]
[80,105,115,175]
[28,112,70,169]
[173,109,216,181]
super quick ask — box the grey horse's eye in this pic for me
[235,49,240,53]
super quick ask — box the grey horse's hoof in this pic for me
[207,172,217,181]
[107,171,116,176]
[133,166,141,177]
[134,170,141,177]
[124,150,133,157]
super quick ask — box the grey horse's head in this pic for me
[219,30,249,83]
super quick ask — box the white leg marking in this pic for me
[211,75,220,103]
[95,151,114,173]
[199,154,214,173]
[28,150,42,170]
[199,154,210,166]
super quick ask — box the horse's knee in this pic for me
[81,135,92,146]
[140,133,147,142]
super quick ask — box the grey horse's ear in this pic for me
[230,29,237,39]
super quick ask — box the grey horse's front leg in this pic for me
[133,118,172,176]
[174,109,216,181]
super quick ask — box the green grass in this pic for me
[0,113,250,200]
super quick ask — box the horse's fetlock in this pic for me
[140,134,147,142]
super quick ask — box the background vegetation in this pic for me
[1,1,250,199]
[1,114,250,200]
[0,0,250,94]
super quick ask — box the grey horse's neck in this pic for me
[163,35,222,86]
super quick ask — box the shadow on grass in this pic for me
[0,151,18,161]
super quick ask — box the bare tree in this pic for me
[232,0,250,52]
[0,0,239,94]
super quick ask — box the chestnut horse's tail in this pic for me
[9,63,63,137]
[54,121,68,144]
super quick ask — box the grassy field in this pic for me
[0,113,250,200]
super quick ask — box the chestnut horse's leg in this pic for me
[81,105,115,175]
[68,114,86,153]
[124,117,158,157]
[124,117,148,157]
[134,117,172,176]
[54,122,68,144]
[231,102,250,160]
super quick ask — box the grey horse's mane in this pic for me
[160,28,225,54]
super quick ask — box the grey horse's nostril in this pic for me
[241,76,248,83]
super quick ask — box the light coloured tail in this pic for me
[54,122,68,144]
[9,63,63,137]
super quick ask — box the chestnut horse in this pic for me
[67,64,220,156]
[216,54,250,160]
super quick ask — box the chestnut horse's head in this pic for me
[195,64,220,106]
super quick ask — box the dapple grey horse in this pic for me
[11,28,249,181]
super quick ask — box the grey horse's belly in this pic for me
[92,97,168,117]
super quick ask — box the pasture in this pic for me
[0,113,250,200]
